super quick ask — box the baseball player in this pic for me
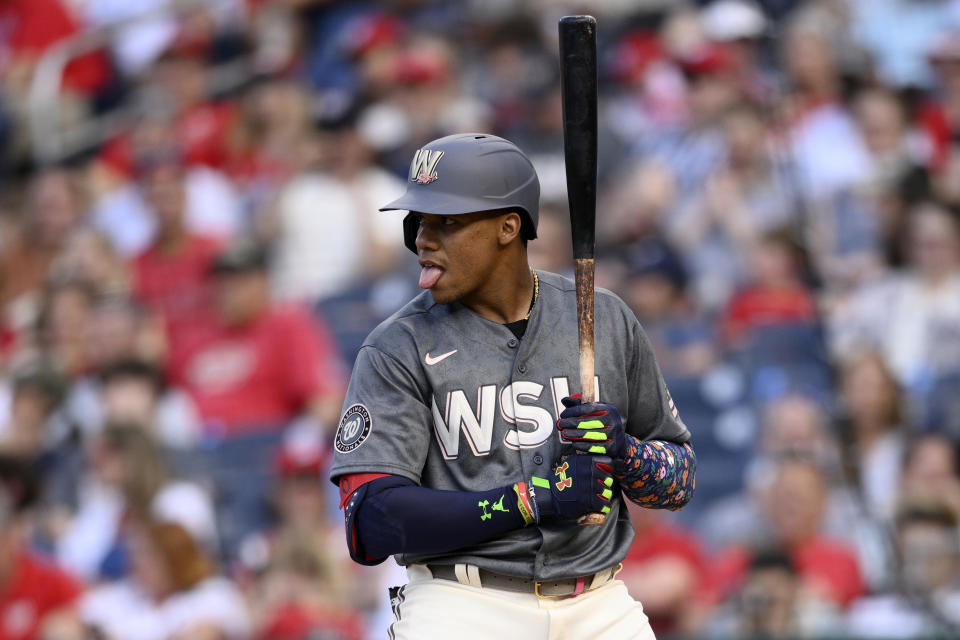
[331,133,696,639]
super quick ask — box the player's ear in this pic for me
[498,211,522,246]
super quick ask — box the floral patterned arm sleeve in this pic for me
[615,436,696,510]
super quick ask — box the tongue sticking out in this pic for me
[419,266,444,289]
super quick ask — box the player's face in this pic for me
[413,211,511,305]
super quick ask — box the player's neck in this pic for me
[460,254,534,325]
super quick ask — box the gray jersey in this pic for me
[330,270,690,580]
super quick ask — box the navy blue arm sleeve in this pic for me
[348,475,527,564]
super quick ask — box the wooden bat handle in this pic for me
[574,258,605,526]
[575,258,595,404]
[578,512,607,526]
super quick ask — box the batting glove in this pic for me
[557,396,628,462]
[514,454,614,524]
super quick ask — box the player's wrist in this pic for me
[611,433,642,479]
[513,481,539,525]
[528,475,555,521]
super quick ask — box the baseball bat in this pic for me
[558,15,604,526]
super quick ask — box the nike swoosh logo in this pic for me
[425,349,458,365]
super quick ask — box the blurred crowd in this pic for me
[0,0,959,638]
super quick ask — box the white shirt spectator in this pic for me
[859,431,905,522]
[846,591,960,638]
[81,576,251,640]
[80,0,178,76]
[57,480,217,580]
[92,167,243,257]
[830,272,960,389]
[790,104,872,199]
[270,168,404,302]
[849,0,960,88]
[91,182,156,257]
[183,166,244,241]
[79,0,246,76]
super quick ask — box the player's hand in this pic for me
[557,396,628,461]
[526,454,615,522]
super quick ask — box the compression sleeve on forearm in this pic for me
[615,435,696,510]
[350,475,530,563]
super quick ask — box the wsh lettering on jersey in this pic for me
[430,376,600,460]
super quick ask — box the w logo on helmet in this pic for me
[410,148,444,184]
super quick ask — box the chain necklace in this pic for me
[524,269,539,320]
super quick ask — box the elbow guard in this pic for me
[341,474,414,565]
[343,480,383,566]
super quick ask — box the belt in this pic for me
[426,563,622,598]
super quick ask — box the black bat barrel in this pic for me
[558,15,598,261]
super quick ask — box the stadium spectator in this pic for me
[96,39,240,176]
[620,236,717,379]
[130,150,222,353]
[29,279,107,442]
[50,295,168,442]
[236,432,342,578]
[165,239,345,556]
[0,364,83,528]
[708,548,842,638]
[49,229,131,300]
[670,101,801,311]
[56,424,216,582]
[147,46,239,172]
[619,503,710,637]
[850,0,959,90]
[832,201,960,392]
[0,365,68,458]
[853,87,921,192]
[846,498,960,637]
[700,394,844,549]
[169,239,344,434]
[33,279,97,382]
[80,520,250,640]
[225,77,312,207]
[778,5,871,199]
[915,31,960,171]
[708,457,866,611]
[93,116,243,257]
[721,227,818,346]
[642,18,741,197]
[86,298,161,370]
[0,0,111,167]
[836,350,907,522]
[0,0,109,97]
[806,87,911,296]
[0,170,86,319]
[898,433,960,519]
[98,359,201,450]
[699,0,774,105]
[241,435,366,640]
[0,455,84,640]
[600,159,678,252]
[265,108,405,303]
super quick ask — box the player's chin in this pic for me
[428,283,458,304]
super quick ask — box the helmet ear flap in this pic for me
[403,213,421,254]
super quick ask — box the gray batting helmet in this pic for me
[379,133,540,253]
